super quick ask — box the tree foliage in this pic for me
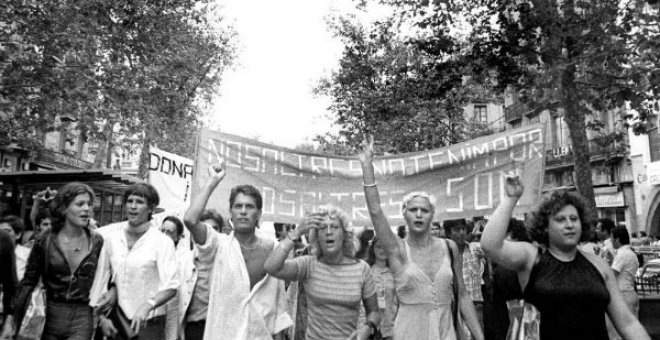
[1,0,236,167]
[315,8,492,155]
[323,0,659,215]
[467,0,660,214]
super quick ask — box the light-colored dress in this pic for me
[393,241,455,340]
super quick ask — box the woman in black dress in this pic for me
[481,176,648,340]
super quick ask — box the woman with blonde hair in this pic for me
[264,206,380,340]
[359,136,483,340]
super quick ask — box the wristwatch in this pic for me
[147,298,157,309]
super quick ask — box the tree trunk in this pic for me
[92,121,114,169]
[561,65,597,223]
[137,130,152,180]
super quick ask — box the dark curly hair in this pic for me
[528,191,593,246]
[49,182,95,232]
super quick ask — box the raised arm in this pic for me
[183,161,225,245]
[29,188,51,229]
[358,135,405,268]
[264,213,323,281]
[480,176,536,272]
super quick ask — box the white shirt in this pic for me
[90,221,179,319]
[164,235,198,340]
[15,245,31,281]
[198,224,292,340]
[611,245,638,292]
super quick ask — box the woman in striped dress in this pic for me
[264,206,380,340]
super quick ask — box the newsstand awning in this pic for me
[0,169,143,195]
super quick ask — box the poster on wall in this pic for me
[191,124,546,225]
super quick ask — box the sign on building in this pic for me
[647,161,660,186]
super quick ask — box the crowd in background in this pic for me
[0,142,652,340]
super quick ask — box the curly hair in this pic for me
[307,205,355,259]
[49,182,95,232]
[528,191,593,246]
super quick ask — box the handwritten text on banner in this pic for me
[192,124,545,225]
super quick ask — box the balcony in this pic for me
[588,137,627,163]
[504,101,526,123]
[545,137,627,170]
[545,147,574,169]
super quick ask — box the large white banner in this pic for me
[148,146,194,210]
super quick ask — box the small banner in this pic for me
[148,146,194,210]
[192,124,545,225]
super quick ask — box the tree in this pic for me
[465,0,660,216]
[332,0,659,216]
[315,9,492,155]
[1,0,236,171]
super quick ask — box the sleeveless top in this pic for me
[392,241,455,340]
[523,250,610,340]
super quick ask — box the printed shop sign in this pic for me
[192,124,546,224]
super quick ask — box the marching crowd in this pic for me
[0,138,653,340]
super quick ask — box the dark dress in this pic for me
[523,250,610,340]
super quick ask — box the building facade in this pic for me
[0,117,141,227]
[503,88,637,231]
[629,112,660,236]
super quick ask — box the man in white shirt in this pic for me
[598,218,617,264]
[611,227,639,315]
[183,162,292,340]
[608,226,640,340]
[91,183,179,340]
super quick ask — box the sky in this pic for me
[208,0,355,148]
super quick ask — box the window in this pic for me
[474,105,488,123]
[552,114,571,149]
[650,129,660,162]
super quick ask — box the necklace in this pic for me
[60,234,87,252]
[240,238,262,251]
